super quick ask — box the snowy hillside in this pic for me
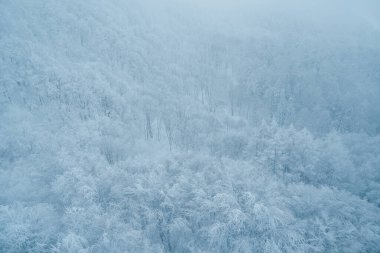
[1,0,380,252]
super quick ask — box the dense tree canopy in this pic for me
[1,0,380,252]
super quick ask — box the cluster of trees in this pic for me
[1,0,380,252]
[1,153,380,252]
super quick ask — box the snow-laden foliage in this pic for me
[1,0,380,252]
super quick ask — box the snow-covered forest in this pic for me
[1,0,380,252]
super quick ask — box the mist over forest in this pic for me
[1,0,380,252]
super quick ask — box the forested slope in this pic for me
[1,0,380,252]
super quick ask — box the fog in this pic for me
[1,0,380,252]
